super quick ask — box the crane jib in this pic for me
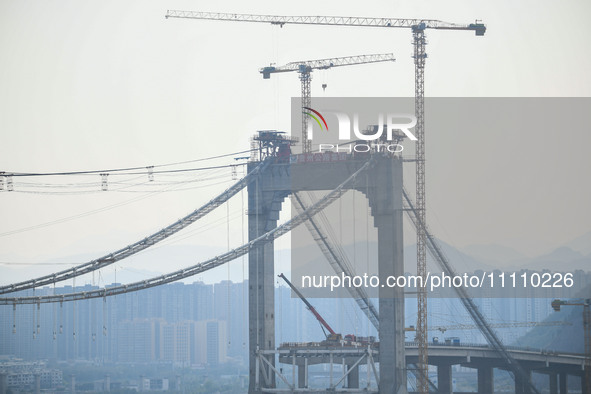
[165,10,486,36]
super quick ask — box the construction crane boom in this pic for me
[260,53,395,78]
[278,273,336,337]
[260,53,396,152]
[165,11,486,35]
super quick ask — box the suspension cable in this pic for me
[3,149,255,177]
[1,158,374,305]
[0,159,272,295]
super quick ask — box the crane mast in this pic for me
[260,53,396,153]
[300,69,312,153]
[412,23,429,393]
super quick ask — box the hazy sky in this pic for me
[0,0,590,285]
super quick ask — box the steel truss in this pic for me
[165,10,484,32]
[255,347,379,393]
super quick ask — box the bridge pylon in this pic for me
[247,150,406,393]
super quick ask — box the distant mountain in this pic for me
[455,237,591,273]
[564,231,591,256]
[404,239,494,274]
[537,246,585,262]
[463,243,527,268]
[523,246,591,272]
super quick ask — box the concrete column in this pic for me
[477,367,493,394]
[559,371,567,394]
[347,363,359,389]
[368,158,406,394]
[35,373,40,394]
[0,374,6,394]
[139,375,144,392]
[515,372,524,394]
[298,364,306,389]
[515,369,532,394]
[176,375,181,391]
[549,373,558,394]
[437,364,452,394]
[71,375,76,394]
[247,167,280,393]
[105,374,110,392]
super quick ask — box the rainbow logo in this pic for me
[303,107,329,132]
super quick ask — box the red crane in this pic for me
[278,273,341,342]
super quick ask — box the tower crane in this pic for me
[551,298,591,393]
[260,53,396,153]
[165,10,485,393]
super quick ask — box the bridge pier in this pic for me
[477,366,493,394]
[368,157,407,394]
[0,373,6,394]
[347,363,360,388]
[549,372,558,394]
[35,373,40,394]
[248,166,287,393]
[298,362,306,389]
[515,372,524,394]
[436,363,453,394]
[559,371,567,394]
[514,368,532,394]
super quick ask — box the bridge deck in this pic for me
[272,343,585,373]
